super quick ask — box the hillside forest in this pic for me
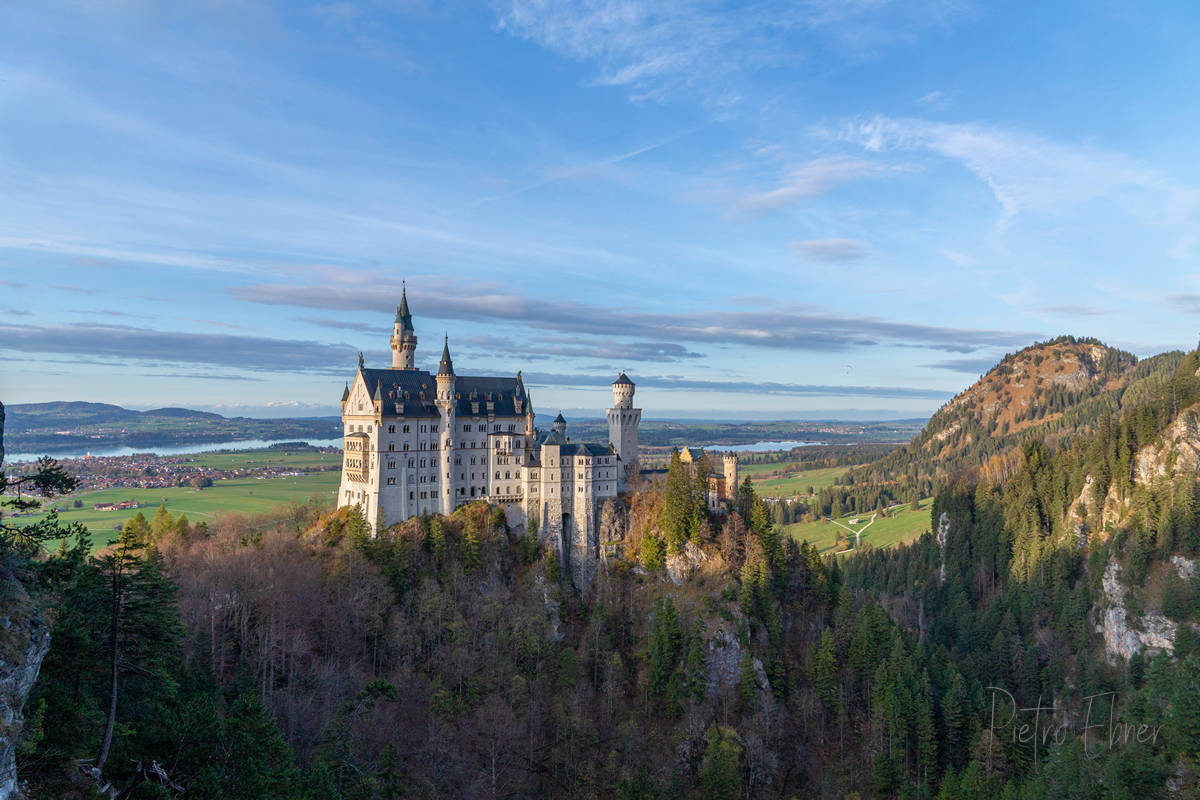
[2,339,1200,798]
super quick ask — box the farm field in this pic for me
[747,464,847,497]
[30,471,339,551]
[187,448,341,470]
[783,497,934,554]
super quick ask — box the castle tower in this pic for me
[606,373,641,487]
[723,452,738,501]
[390,286,418,369]
[553,412,567,440]
[435,335,457,515]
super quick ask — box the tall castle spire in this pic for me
[390,282,418,369]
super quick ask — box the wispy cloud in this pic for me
[916,89,950,109]
[792,237,869,262]
[522,371,953,399]
[494,0,971,102]
[739,156,901,212]
[0,322,365,375]
[298,316,384,333]
[230,278,1035,353]
[923,356,997,374]
[1039,304,1110,317]
[1169,294,1200,314]
[457,335,704,363]
[836,115,1196,223]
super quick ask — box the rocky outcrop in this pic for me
[704,628,769,700]
[665,541,708,586]
[1133,406,1200,484]
[1096,560,1177,663]
[0,580,49,800]
[0,403,52,800]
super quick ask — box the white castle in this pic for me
[337,289,645,571]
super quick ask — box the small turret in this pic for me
[436,335,454,377]
[341,383,350,403]
[554,411,567,439]
[391,284,418,369]
[612,372,635,409]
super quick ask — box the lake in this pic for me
[6,437,345,463]
[704,441,826,453]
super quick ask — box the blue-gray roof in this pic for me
[357,367,527,418]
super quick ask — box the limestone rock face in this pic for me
[1132,406,1200,484]
[0,579,50,800]
[1096,560,1177,663]
[665,541,707,586]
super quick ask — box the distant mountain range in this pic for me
[4,401,923,458]
[4,402,342,456]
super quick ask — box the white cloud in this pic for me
[836,115,1195,223]
[739,156,898,211]
[493,0,971,102]
[792,238,869,262]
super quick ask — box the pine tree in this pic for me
[737,652,757,711]
[150,504,172,539]
[661,449,693,553]
[696,724,742,800]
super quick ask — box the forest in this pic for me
[2,347,1200,798]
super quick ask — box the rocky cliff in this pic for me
[0,581,49,800]
[0,400,52,800]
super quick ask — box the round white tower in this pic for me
[435,335,456,515]
[723,452,739,501]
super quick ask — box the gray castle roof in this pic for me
[357,367,528,418]
[614,372,634,386]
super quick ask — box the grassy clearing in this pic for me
[749,465,847,497]
[187,449,341,470]
[783,497,934,554]
[29,472,339,551]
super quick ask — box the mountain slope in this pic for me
[850,336,1186,491]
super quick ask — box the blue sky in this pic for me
[2,0,1199,420]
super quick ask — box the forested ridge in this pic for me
[3,345,1200,798]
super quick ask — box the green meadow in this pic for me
[27,459,340,552]
[783,497,934,554]
[746,464,847,497]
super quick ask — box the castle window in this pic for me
[409,491,414,500]
[505,471,510,479]
[403,425,410,433]
[431,425,438,433]
[420,491,427,499]
[461,473,465,480]
[431,490,438,498]
[408,459,414,468]
[388,425,395,433]
[388,443,395,451]
[403,443,409,451]
[387,461,396,469]
[495,471,500,480]
[387,477,396,485]
[421,425,426,433]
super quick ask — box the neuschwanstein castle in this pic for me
[338,290,739,576]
